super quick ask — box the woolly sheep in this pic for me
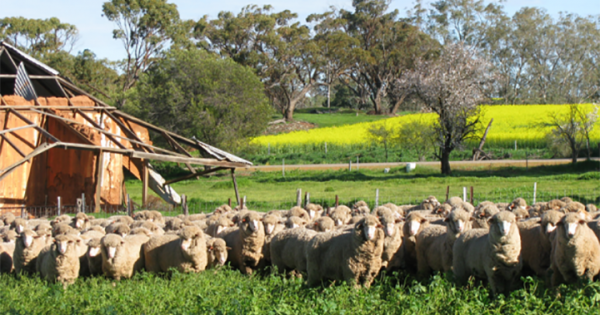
[586,204,597,213]
[306,203,324,220]
[547,199,567,211]
[551,213,600,286]
[262,214,285,263]
[11,218,27,234]
[288,206,310,222]
[206,237,229,268]
[402,212,430,271]
[214,204,232,215]
[105,222,131,237]
[306,215,385,288]
[164,218,184,232]
[36,234,83,285]
[132,221,164,235]
[453,211,522,297]
[2,230,18,243]
[51,214,72,227]
[53,223,79,237]
[375,207,403,270]
[108,215,134,226]
[101,233,149,280]
[561,197,574,204]
[86,238,103,276]
[285,216,306,229]
[312,217,335,232]
[512,208,530,221]
[518,210,564,277]
[416,209,471,278]
[353,200,369,210]
[270,228,318,276]
[219,211,265,275]
[509,198,528,212]
[330,206,352,226]
[13,229,46,275]
[144,226,207,273]
[1,212,16,226]
[472,204,500,229]
[71,213,90,231]
[206,217,235,237]
[0,243,14,273]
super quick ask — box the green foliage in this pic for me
[0,17,78,57]
[135,48,272,151]
[3,270,600,313]
[293,112,390,128]
[397,118,436,161]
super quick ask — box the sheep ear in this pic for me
[395,218,402,223]
[377,224,384,228]
[226,246,232,250]
[76,239,81,243]
[420,218,427,224]
[443,217,450,222]
[356,223,363,229]
[579,219,587,225]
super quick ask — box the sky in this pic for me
[2,0,597,61]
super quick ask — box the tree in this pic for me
[546,104,598,164]
[197,5,322,121]
[134,48,272,151]
[397,42,491,174]
[397,118,435,161]
[0,17,78,58]
[102,0,182,107]
[367,122,395,162]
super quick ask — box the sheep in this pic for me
[306,203,324,220]
[206,237,229,268]
[164,218,184,232]
[509,197,528,212]
[130,227,153,237]
[472,204,500,229]
[0,243,14,273]
[71,213,90,231]
[354,206,371,217]
[108,215,134,226]
[13,229,46,275]
[270,228,318,276]
[547,199,567,211]
[34,223,53,245]
[306,215,385,288]
[1,212,16,226]
[214,204,232,215]
[219,211,265,275]
[311,217,335,232]
[561,197,574,204]
[330,205,352,226]
[353,200,369,210]
[262,214,285,263]
[433,204,453,217]
[518,210,564,278]
[381,203,403,217]
[101,233,149,280]
[560,202,586,214]
[206,217,235,237]
[453,211,522,297]
[52,223,80,237]
[551,213,600,287]
[2,230,18,243]
[80,229,105,241]
[131,221,164,235]
[529,202,548,217]
[285,216,306,229]
[402,212,430,272]
[446,196,464,208]
[51,214,72,227]
[416,209,471,278]
[36,234,83,285]
[90,219,111,228]
[288,206,310,222]
[512,207,530,221]
[586,204,597,213]
[86,238,103,276]
[143,226,207,273]
[11,218,27,234]
[374,207,403,270]
[495,203,510,211]
[105,222,131,237]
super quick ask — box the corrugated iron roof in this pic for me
[1,41,60,76]
[192,136,253,166]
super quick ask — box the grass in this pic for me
[292,111,406,128]
[2,269,600,314]
[126,161,600,213]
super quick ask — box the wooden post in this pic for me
[470,186,474,204]
[446,186,450,201]
[95,150,104,213]
[515,140,517,151]
[127,194,132,217]
[231,169,240,207]
[325,142,327,154]
[182,194,188,216]
[242,196,246,209]
[335,195,339,208]
[282,159,285,178]
[20,207,24,219]
[81,193,85,213]
[268,143,270,155]
[472,119,493,161]
[463,187,467,202]
[142,160,148,209]
[228,198,231,207]
[296,189,302,207]
[375,189,379,208]
[45,195,48,218]
[348,160,352,171]
[57,197,61,216]
[533,182,537,205]
[305,192,310,207]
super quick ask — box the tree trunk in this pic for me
[285,99,298,121]
[571,146,578,165]
[441,149,451,175]
[390,93,408,115]
[327,84,331,108]
[586,138,591,161]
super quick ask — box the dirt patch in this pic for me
[264,120,316,135]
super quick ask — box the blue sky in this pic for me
[2,0,597,61]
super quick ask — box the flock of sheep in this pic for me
[0,196,598,296]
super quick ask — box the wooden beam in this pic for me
[74,109,127,150]
[231,168,240,206]
[142,160,148,209]
[46,113,96,145]
[0,134,26,158]
[163,166,228,186]
[8,108,60,143]
[0,143,57,181]
[102,109,155,153]
[95,150,105,213]
[56,77,110,108]
[0,74,61,79]
[0,124,37,136]
[162,131,196,175]
[0,106,117,110]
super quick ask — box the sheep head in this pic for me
[215,217,235,235]
[355,215,383,242]
[305,203,323,220]
[405,212,428,237]
[445,209,470,237]
[541,210,565,236]
[2,230,17,243]
[488,211,518,243]
[557,213,587,240]
[101,234,124,260]
[330,206,351,226]
[207,238,229,266]
[314,217,334,232]
[289,207,310,221]
[178,226,205,255]
[18,229,39,249]
[12,218,27,234]
[54,234,81,256]
[87,238,102,258]
[285,216,305,229]
[74,213,89,229]
[375,207,398,237]
[262,215,279,235]
[239,212,263,235]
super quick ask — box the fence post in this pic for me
[268,143,270,155]
[57,197,61,216]
[242,196,247,209]
[296,189,302,207]
[20,206,24,219]
[375,189,379,208]
[463,187,467,202]
[228,198,231,207]
[76,198,82,213]
[282,159,285,178]
[446,186,450,201]
[515,140,517,151]
[335,195,339,208]
[182,194,188,216]
[325,142,327,154]
[305,192,310,207]
[349,160,352,171]
[470,186,474,204]
[127,194,132,217]
[533,182,537,205]
[81,193,85,213]
[357,157,359,170]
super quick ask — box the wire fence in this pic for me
[2,186,597,219]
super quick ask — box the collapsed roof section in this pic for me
[0,41,251,212]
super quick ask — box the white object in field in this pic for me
[148,163,181,205]
[384,168,390,173]
[406,163,416,172]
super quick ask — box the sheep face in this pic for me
[445,209,470,236]
[178,226,204,256]
[542,210,565,236]
[405,213,428,237]
[74,213,89,229]
[509,198,527,211]
[489,211,517,241]
[207,239,229,266]
[101,234,125,260]
[18,229,38,248]
[314,217,334,232]
[13,218,27,234]
[559,213,586,240]
[55,235,81,256]
[355,215,382,241]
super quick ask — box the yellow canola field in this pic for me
[252,104,600,146]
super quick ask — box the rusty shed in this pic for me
[0,41,252,216]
